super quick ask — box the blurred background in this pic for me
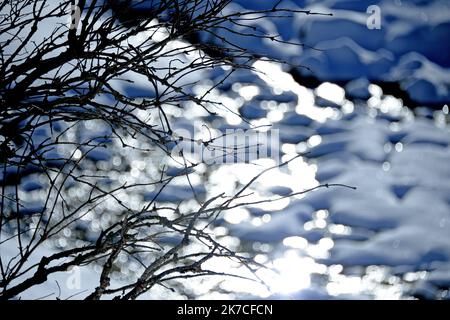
[185,0,450,299]
[2,0,450,299]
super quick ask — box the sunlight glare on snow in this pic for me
[283,236,308,249]
[284,155,319,193]
[315,82,346,105]
[237,84,261,101]
[327,276,363,296]
[369,84,383,97]
[253,251,313,294]
[306,237,334,259]
[252,60,337,122]
[209,155,318,207]
[73,149,82,160]
[307,135,322,148]
[379,95,403,114]
[326,266,404,299]
[223,208,251,224]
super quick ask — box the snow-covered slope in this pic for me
[222,0,450,105]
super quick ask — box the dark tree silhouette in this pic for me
[0,0,340,300]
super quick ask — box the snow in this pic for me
[144,184,206,203]
[1,233,101,300]
[215,63,450,298]
[345,78,371,100]
[232,120,450,270]
[239,103,268,120]
[2,0,450,300]
[216,0,450,104]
